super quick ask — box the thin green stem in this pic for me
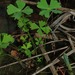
[27,32,36,49]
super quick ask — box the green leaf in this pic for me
[20,36,25,42]
[25,49,31,57]
[7,4,19,15]
[23,18,29,23]
[50,0,61,10]
[52,10,62,14]
[0,33,14,49]
[16,0,26,10]
[37,28,43,35]
[35,38,43,45]
[0,43,9,48]
[42,26,51,34]
[2,34,14,43]
[18,20,24,28]
[27,42,32,49]
[39,21,46,27]
[22,26,29,32]
[39,10,50,18]
[12,12,22,19]
[20,35,28,42]
[22,6,33,15]
[30,22,39,30]
[37,57,42,63]
[21,42,32,50]
[37,0,49,9]
[21,44,27,49]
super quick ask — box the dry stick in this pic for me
[58,28,75,41]
[32,47,69,75]
[67,36,75,52]
[22,0,37,5]
[50,13,69,28]
[32,49,75,75]
[35,39,68,51]
[51,30,58,40]
[0,46,68,69]
[40,46,58,75]
[60,25,75,31]
[53,13,71,32]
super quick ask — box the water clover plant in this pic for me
[7,0,33,19]
[37,0,61,18]
[29,21,51,35]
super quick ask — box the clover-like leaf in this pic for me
[27,42,32,49]
[25,49,31,57]
[0,43,9,49]
[22,6,33,15]
[2,34,14,43]
[39,21,46,27]
[42,26,51,34]
[35,38,43,45]
[30,22,39,30]
[50,0,61,10]
[40,10,50,18]
[37,28,43,35]
[0,33,14,49]
[37,0,61,18]
[52,10,62,14]
[7,4,19,15]
[21,44,27,49]
[18,19,24,28]
[37,0,49,9]
[16,0,26,10]
[20,35,28,43]
[12,12,22,19]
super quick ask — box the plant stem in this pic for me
[28,32,36,48]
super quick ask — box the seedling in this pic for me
[21,42,32,57]
[35,38,43,46]
[37,57,43,63]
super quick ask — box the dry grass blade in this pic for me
[32,49,74,75]
[22,0,37,5]
[0,46,68,69]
